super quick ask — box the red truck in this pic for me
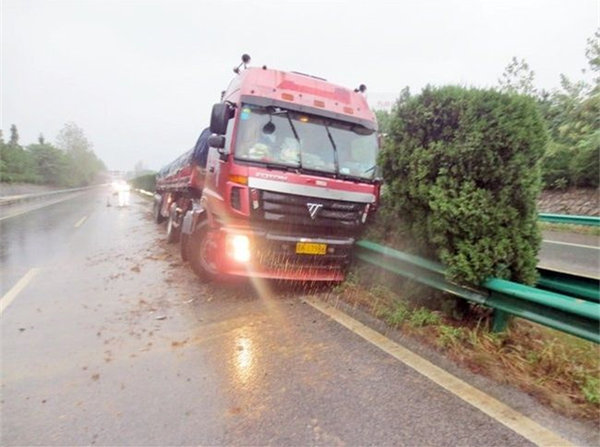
[154,56,381,282]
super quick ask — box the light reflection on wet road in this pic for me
[0,190,594,445]
[0,190,102,295]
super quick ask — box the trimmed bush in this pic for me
[380,86,547,285]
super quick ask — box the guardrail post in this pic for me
[490,290,511,332]
[492,309,510,332]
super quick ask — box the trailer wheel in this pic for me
[166,204,180,243]
[153,196,165,224]
[188,220,220,282]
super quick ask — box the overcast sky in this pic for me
[1,0,598,172]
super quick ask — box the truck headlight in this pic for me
[226,234,251,263]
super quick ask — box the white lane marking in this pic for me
[0,268,41,315]
[543,240,599,250]
[74,216,88,228]
[304,297,572,447]
[0,192,84,221]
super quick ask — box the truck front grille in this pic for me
[251,190,365,235]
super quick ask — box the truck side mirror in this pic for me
[208,134,225,149]
[210,103,233,135]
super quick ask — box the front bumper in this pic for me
[218,229,354,281]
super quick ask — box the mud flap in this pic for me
[182,207,206,235]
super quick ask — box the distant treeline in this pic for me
[376,29,599,190]
[368,29,599,290]
[0,122,105,187]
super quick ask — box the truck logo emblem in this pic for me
[306,203,323,219]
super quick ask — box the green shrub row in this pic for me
[129,173,156,192]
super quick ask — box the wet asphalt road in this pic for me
[539,231,599,279]
[0,189,594,445]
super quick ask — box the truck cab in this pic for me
[177,64,380,281]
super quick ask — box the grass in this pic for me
[328,265,600,420]
[409,307,441,328]
[539,221,600,236]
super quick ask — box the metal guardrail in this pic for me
[538,213,600,227]
[135,189,155,198]
[0,186,94,206]
[537,267,599,302]
[355,240,600,344]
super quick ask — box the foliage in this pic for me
[585,29,600,92]
[384,301,410,327]
[379,86,546,286]
[331,266,600,419]
[581,376,599,404]
[437,325,466,348]
[540,140,571,188]
[1,123,105,187]
[27,143,69,185]
[571,130,600,187]
[55,122,105,187]
[374,110,392,135]
[0,127,39,183]
[498,57,537,96]
[539,84,599,189]
[409,307,441,327]
[130,173,157,192]
[498,30,600,189]
[9,124,19,145]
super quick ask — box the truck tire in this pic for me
[166,204,180,243]
[153,196,165,224]
[188,220,220,282]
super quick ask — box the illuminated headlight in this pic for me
[361,204,371,223]
[226,234,251,263]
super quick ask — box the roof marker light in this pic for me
[229,174,248,185]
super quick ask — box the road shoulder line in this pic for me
[1,268,41,315]
[0,192,85,221]
[544,240,599,250]
[304,297,572,447]
[74,216,88,228]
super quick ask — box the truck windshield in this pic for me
[234,104,378,180]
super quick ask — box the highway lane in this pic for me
[539,231,599,279]
[0,189,105,296]
[0,191,595,445]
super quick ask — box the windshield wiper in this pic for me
[324,123,340,176]
[265,161,300,171]
[278,110,303,170]
[363,165,376,174]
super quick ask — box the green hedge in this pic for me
[129,173,156,192]
[379,86,547,285]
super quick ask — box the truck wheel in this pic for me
[188,220,220,282]
[153,196,165,224]
[166,204,180,243]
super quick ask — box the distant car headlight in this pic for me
[112,181,130,192]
